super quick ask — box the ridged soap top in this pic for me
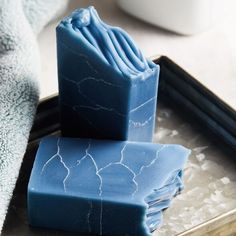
[63,6,156,79]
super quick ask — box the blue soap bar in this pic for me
[28,137,190,236]
[56,7,159,141]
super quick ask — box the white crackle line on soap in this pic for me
[41,138,70,193]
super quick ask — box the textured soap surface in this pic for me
[28,137,190,236]
[56,7,159,141]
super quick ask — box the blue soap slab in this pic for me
[28,137,190,236]
[56,6,159,141]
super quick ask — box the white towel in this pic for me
[0,0,68,232]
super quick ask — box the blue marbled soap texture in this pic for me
[56,7,159,141]
[28,137,190,236]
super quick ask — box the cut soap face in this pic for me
[28,137,190,236]
[56,6,159,141]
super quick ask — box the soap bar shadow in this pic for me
[29,226,91,236]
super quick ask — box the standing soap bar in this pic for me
[56,7,159,141]
[28,137,190,236]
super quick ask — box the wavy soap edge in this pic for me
[60,6,157,80]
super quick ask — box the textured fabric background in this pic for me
[0,0,68,232]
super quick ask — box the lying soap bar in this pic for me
[28,137,190,236]
[56,6,159,141]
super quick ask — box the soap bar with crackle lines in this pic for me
[28,137,190,236]
[56,6,159,141]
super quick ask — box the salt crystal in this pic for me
[193,146,208,153]
[155,128,171,140]
[220,177,230,185]
[188,162,201,170]
[196,153,205,162]
[186,173,194,183]
[201,160,215,171]
[210,191,224,203]
[170,130,178,137]
[160,110,171,118]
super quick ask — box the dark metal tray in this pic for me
[2,56,236,236]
